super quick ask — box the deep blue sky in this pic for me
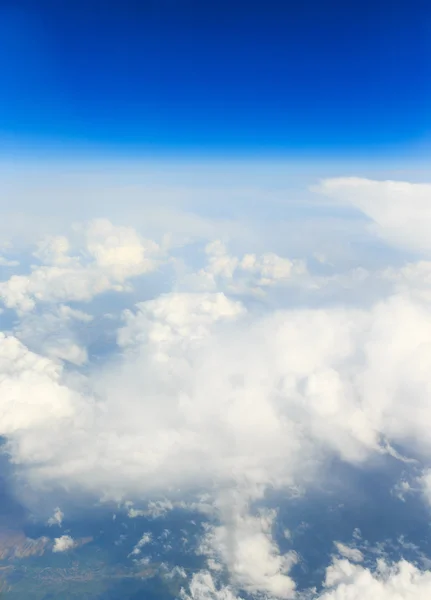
[1,0,430,157]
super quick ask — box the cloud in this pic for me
[318,558,431,599]
[0,256,19,267]
[117,291,245,354]
[0,219,162,312]
[14,304,93,365]
[313,178,431,255]
[47,507,64,527]
[199,500,297,598]
[0,292,423,573]
[182,558,431,600]
[333,542,364,563]
[4,284,431,593]
[126,499,174,519]
[382,261,431,302]
[182,241,308,297]
[4,174,431,596]
[4,288,431,523]
[182,571,240,600]
[52,535,76,553]
[83,219,160,280]
[0,333,80,436]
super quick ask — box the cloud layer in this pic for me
[1,175,431,598]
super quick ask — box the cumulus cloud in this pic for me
[0,219,162,312]
[199,501,297,598]
[318,558,431,599]
[314,178,431,255]
[118,291,245,354]
[182,571,240,600]
[14,304,93,365]
[183,558,431,600]
[3,175,431,597]
[4,288,431,592]
[3,286,431,592]
[183,241,308,296]
[52,535,76,553]
[184,558,431,600]
[0,333,81,436]
[129,532,152,556]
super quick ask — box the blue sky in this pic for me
[1,0,430,157]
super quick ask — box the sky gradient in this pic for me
[1,0,431,157]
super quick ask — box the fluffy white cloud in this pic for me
[314,178,431,255]
[0,333,80,436]
[0,219,162,312]
[84,218,160,280]
[4,175,431,597]
[5,284,431,594]
[318,558,431,599]
[5,288,431,517]
[182,559,431,600]
[382,261,431,303]
[118,291,245,355]
[199,501,297,598]
[184,241,308,296]
[182,571,240,600]
[52,535,76,553]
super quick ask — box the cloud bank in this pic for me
[1,174,431,598]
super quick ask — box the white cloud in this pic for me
[47,507,64,527]
[199,500,297,598]
[125,498,174,519]
[52,535,76,553]
[382,261,431,303]
[314,178,431,255]
[4,289,431,518]
[5,283,431,593]
[14,304,92,365]
[318,558,431,599]
[183,559,431,600]
[33,235,77,267]
[333,542,364,563]
[0,219,162,312]
[83,218,160,280]
[129,532,152,556]
[4,175,431,596]
[183,241,308,296]
[117,291,245,356]
[0,333,80,436]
